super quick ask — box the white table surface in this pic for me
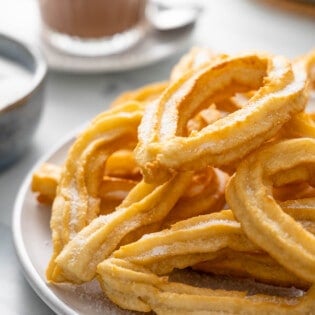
[0,0,314,314]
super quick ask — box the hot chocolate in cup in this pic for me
[38,0,147,56]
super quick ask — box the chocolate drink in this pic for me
[39,0,147,39]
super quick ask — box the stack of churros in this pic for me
[32,47,315,314]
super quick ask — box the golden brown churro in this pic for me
[135,53,307,183]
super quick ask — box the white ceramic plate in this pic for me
[12,127,306,314]
[12,131,139,315]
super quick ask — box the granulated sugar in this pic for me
[52,269,305,314]
[53,279,151,314]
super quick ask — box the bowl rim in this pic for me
[0,33,47,113]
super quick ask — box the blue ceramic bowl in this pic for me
[0,34,47,169]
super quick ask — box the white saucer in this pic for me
[41,26,194,73]
[0,0,194,74]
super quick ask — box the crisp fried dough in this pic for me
[110,82,168,108]
[193,251,309,289]
[32,163,227,226]
[113,205,315,283]
[274,181,315,201]
[97,203,315,313]
[170,47,224,82]
[32,162,139,206]
[299,48,315,86]
[135,53,307,183]
[279,50,315,139]
[226,138,315,283]
[186,105,224,135]
[97,258,315,314]
[31,163,62,204]
[161,167,228,228]
[281,112,315,139]
[50,173,192,283]
[104,150,140,179]
[46,102,143,282]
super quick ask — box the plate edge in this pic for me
[12,128,80,315]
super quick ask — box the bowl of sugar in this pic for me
[0,33,46,169]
